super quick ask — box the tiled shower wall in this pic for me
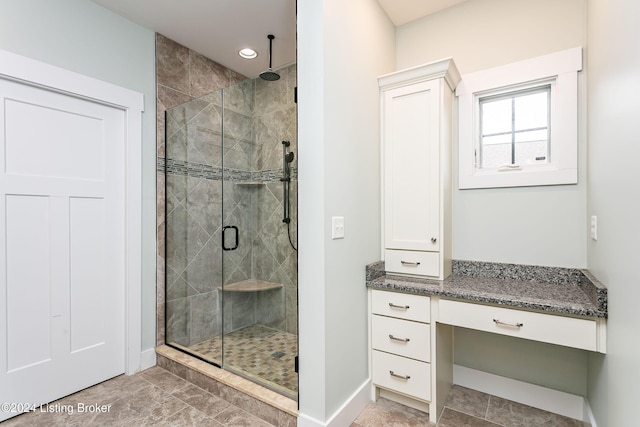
[252,65,298,335]
[156,33,297,347]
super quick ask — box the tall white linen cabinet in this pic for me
[380,58,460,280]
[372,59,460,422]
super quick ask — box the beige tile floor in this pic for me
[2,367,587,427]
[1,366,275,427]
[353,385,588,427]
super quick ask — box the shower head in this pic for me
[285,152,294,163]
[259,34,280,81]
[260,70,280,81]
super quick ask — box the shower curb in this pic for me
[155,345,297,426]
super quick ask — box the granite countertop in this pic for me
[366,260,608,319]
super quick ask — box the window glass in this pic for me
[479,86,550,169]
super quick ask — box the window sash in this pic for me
[478,85,551,168]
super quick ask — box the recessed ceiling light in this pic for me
[239,48,258,59]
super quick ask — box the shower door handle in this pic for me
[222,225,239,251]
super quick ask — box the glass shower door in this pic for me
[221,71,298,399]
[165,64,298,400]
[164,89,224,366]
[220,77,260,362]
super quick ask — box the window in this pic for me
[457,47,582,189]
[479,84,550,169]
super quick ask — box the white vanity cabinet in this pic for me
[368,261,607,422]
[369,287,606,424]
[370,289,453,422]
[371,290,432,404]
[379,59,460,280]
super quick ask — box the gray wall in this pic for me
[587,0,640,425]
[0,0,157,353]
[298,0,395,422]
[395,0,589,396]
[397,0,588,268]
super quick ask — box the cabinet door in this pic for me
[383,80,440,252]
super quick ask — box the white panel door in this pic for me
[0,77,125,421]
[383,80,440,252]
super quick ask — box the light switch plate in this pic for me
[332,216,344,239]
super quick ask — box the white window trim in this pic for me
[457,47,582,189]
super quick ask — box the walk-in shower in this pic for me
[164,64,298,399]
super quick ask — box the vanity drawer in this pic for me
[372,315,430,362]
[385,249,439,278]
[372,350,431,401]
[438,299,598,351]
[372,290,430,323]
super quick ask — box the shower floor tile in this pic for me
[186,324,298,398]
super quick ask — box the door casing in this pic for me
[0,49,144,376]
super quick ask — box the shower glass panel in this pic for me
[165,64,298,400]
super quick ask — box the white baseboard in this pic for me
[297,379,371,427]
[584,400,598,427]
[297,412,322,426]
[139,348,157,372]
[453,365,587,422]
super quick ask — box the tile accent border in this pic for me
[159,157,297,183]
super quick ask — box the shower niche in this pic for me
[164,64,298,399]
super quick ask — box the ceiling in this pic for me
[378,0,470,26]
[91,0,468,79]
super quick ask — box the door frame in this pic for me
[0,49,144,375]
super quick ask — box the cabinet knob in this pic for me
[431,237,437,243]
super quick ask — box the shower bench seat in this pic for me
[217,279,283,292]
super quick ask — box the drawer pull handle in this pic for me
[388,302,410,310]
[431,237,437,243]
[400,260,421,267]
[389,371,410,380]
[389,334,410,343]
[493,318,524,328]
